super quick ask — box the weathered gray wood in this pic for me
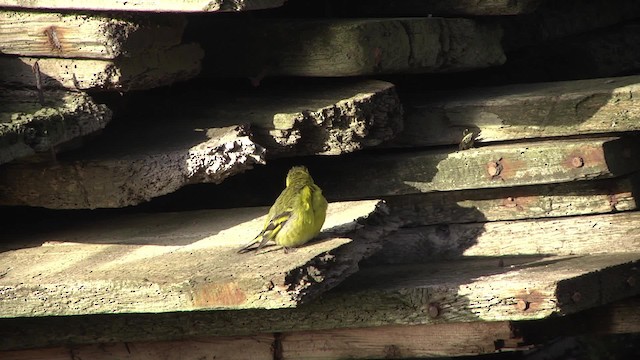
[0,200,394,317]
[201,17,505,77]
[340,0,543,16]
[1,254,637,350]
[0,88,112,165]
[370,211,640,264]
[314,137,640,201]
[281,322,515,359]
[516,296,640,342]
[0,44,203,90]
[384,175,638,226]
[144,79,403,158]
[0,124,265,208]
[0,11,185,59]
[0,80,402,209]
[393,75,640,148]
[2,335,274,360]
[0,0,284,12]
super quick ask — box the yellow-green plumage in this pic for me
[238,166,328,253]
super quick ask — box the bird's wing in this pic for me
[255,210,292,251]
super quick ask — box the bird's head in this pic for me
[286,166,312,186]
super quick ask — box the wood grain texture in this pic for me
[2,335,274,360]
[0,88,112,165]
[0,125,265,208]
[393,75,640,148]
[200,17,505,77]
[1,254,637,350]
[0,44,203,90]
[370,211,640,264]
[0,200,393,317]
[0,11,185,59]
[0,80,401,209]
[0,0,285,12]
[281,322,514,359]
[384,175,638,226]
[315,137,640,200]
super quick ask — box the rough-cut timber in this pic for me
[0,124,264,208]
[0,200,394,317]
[0,11,186,59]
[0,44,203,91]
[393,75,640,148]
[2,335,275,360]
[130,79,403,157]
[281,322,516,359]
[313,136,640,200]
[1,254,637,350]
[370,211,640,264]
[201,18,505,77]
[0,80,402,209]
[384,175,638,226]
[339,0,543,16]
[0,88,111,165]
[0,0,285,12]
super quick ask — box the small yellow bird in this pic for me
[238,166,328,253]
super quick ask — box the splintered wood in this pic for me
[0,125,265,208]
[0,88,112,165]
[0,45,204,91]
[0,80,401,209]
[0,200,393,316]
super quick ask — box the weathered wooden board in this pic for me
[0,11,185,59]
[338,0,543,16]
[0,200,393,316]
[314,136,640,200]
[0,44,203,91]
[281,322,515,359]
[1,254,637,350]
[0,80,402,209]
[517,296,640,342]
[200,17,505,77]
[384,175,638,227]
[2,335,275,360]
[0,88,112,165]
[393,75,640,148]
[0,124,265,209]
[128,79,403,158]
[369,211,640,264]
[0,0,284,12]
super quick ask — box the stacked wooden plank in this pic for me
[2,0,640,359]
